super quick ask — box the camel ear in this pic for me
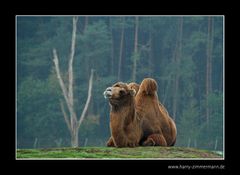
[129,89,136,96]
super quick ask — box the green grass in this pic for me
[16,146,223,159]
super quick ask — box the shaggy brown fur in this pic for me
[135,78,177,146]
[128,82,140,95]
[129,79,177,146]
[104,82,142,147]
[103,78,177,147]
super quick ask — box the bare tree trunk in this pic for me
[53,49,76,118]
[68,17,78,130]
[132,16,139,82]
[118,17,125,81]
[206,17,214,127]
[52,17,94,148]
[109,18,115,75]
[84,138,88,147]
[214,138,218,150]
[148,30,153,77]
[206,18,210,127]
[71,126,79,147]
[172,17,183,121]
[33,138,38,148]
[187,138,191,147]
[210,18,214,91]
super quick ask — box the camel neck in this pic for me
[110,97,136,124]
[109,96,141,147]
[111,96,135,112]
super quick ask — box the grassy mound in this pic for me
[17,146,223,159]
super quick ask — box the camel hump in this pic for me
[139,78,158,95]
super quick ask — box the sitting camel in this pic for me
[103,78,177,147]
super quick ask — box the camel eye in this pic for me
[119,90,125,95]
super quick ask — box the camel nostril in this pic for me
[103,87,113,99]
[106,87,112,92]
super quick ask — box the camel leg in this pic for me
[106,137,115,147]
[143,134,167,146]
[127,141,139,147]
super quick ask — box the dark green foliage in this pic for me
[178,99,199,147]
[17,16,224,151]
[198,91,223,150]
[17,75,69,148]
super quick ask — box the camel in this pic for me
[103,78,177,147]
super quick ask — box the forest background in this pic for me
[16,16,223,152]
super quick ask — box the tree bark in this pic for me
[53,49,75,117]
[53,48,79,147]
[68,17,78,129]
[78,69,94,128]
[132,16,139,82]
[60,100,71,133]
[109,18,115,75]
[71,126,79,147]
[52,17,94,148]
[210,18,214,91]
[172,17,183,121]
[118,17,125,81]
[148,31,153,77]
[206,17,214,127]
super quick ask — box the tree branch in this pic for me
[78,69,94,128]
[60,100,72,133]
[52,17,79,147]
[53,49,76,120]
[53,49,69,105]
[68,16,78,109]
[67,16,79,128]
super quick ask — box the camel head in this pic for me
[103,82,136,106]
